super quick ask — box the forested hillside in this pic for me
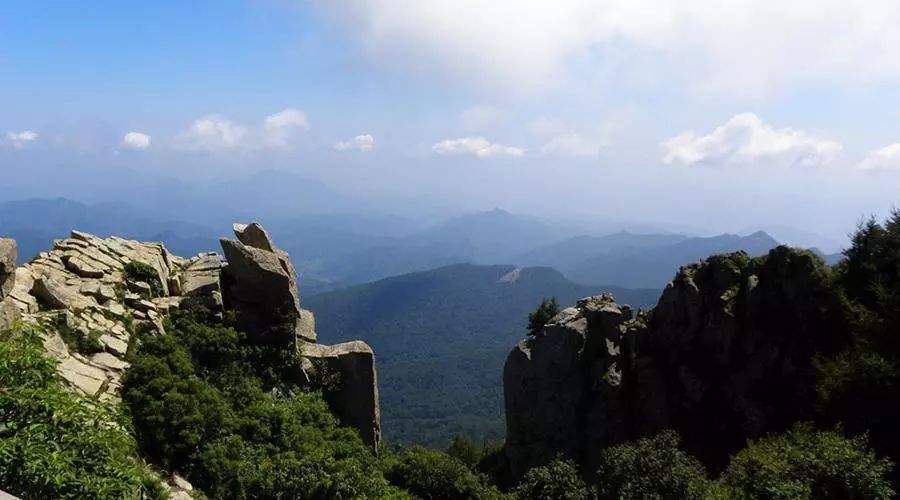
[305,263,659,446]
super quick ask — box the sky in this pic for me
[2,1,900,243]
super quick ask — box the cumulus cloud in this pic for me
[661,113,842,168]
[325,1,900,95]
[176,108,308,151]
[857,142,900,172]
[177,115,248,151]
[6,130,38,149]
[334,134,375,152]
[121,131,151,150]
[432,137,525,158]
[264,108,310,148]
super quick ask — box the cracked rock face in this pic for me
[503,247,847,479]
[220,222,315,345]
[0,222,380,452]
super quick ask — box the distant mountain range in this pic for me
[519,230,781,288]
[0,197,838,294]
[305,263,660,447]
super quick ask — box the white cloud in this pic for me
[176,108,308,151]
[121,131,151,150]
[6,130,38,149]
[326,1,900,95]
[334,134,375,152]
[432,137,525,158]
[264,108,310,148]
[177,115,248,151]
[661,113,842,168]
[857,142,900,172]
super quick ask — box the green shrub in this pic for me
[447,434,483,469]
[594,431,710,500]
[513,458,592,500]
[720,423,894,499]
[527,297,559,337]
[386,446,505,499]
[0,325,164,499]
[52,313,104,355]
[122,309,401,499]
[123,260,164,298]
[476,441,513,490]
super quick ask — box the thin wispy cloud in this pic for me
[432,137,525,158]
[857,143,900,172]
[334,134,375,152]
[5,130,38,149]
[176,108,309,151]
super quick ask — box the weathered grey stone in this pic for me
[304,341,381,450]
[179,253,224,297]
[233,222,275,252]
[32,276,75,309]
[0,238,15,299]
[298,308,317,342]
[64,254,105,278]
[220,225,302,347]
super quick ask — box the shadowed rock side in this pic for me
[503,246,847,479]
[0,222,380,451]
[0,238,18,329]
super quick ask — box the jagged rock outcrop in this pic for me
[503,246,846,478]
[0,231,180,400]
[220,222,315,345]
[0,222,380,452]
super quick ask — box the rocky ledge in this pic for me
[0,223,380,450]
[503,246,845,479]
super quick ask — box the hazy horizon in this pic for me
[4,2,900,248]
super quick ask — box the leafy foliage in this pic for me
[720,423,894,499]
[385,446,505,499]
[513,458,592,500]
[52,313,103,355]
[527,297,559,337]
[123,260,164,298]
[122,309,401,499]
[447,434,483,469]
[0,325,165,499]
[815,210,900,474]
[594,431,711,500]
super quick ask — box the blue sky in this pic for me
[2,1,900,244]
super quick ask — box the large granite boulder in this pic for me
[503,247,847,479]
[304,341,381,450]
[220,223,315,346]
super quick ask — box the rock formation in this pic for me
[0,222,380,450]
[304,341,381,449]
[503,247,846,479]
[220,222,316,346]
[0,238,18,329]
